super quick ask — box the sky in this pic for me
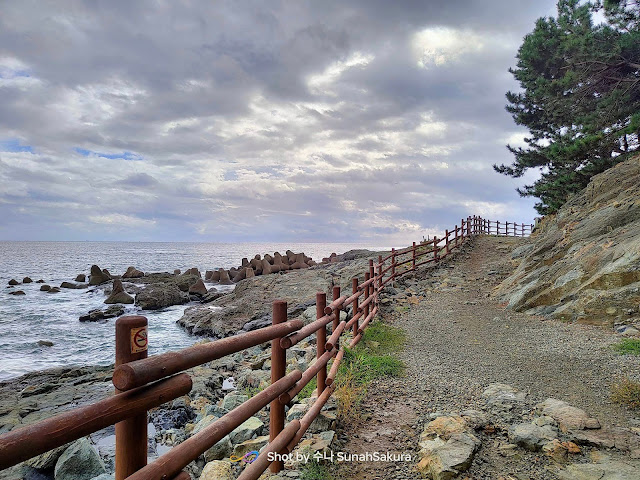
[0,1,559,244]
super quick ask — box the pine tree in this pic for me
[495,0,640,215]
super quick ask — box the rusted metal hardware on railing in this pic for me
[0,215,534,479]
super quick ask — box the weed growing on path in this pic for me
[613,339,640,355]
[611,377,640,410]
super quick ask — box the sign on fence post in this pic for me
[270,301,287,473]
[114,316,148,480]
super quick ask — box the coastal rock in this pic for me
[229,416,264,444]
[205,270,214,280]
[104,279,134,304]
[199,460,233,480]
[36,279,45,283]
[8,279,19,285]
[79,305,125,322]
[497,155,640,325]
[189,279,208,296]
[23,277,33,283]
[135,284,189,310]
[174,269,181,275]
[48,287,61,293]
[89,265,111,286]
[54,438,106,480]
[508,422,558,451]
[557,458,640,480]
[37,340,54,347]
[220,394,248,411]
[203,435,233,462]
[245,268,255,279]
[75,274,86,282]
[232,435,269,458]
[26,444,70,470]
[9,290,25,295]
[60,281,88,289]
[122,266,144,279]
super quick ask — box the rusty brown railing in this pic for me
[0,215,531,479]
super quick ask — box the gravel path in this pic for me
[337,236,640,479]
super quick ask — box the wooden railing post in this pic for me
[332,285,341,331]
[433,237,439,262]
[115,316,149,480]
[391,248,396,281]
[412,242,416,271]
[363,272,370,328]
[352,278,359,336]
[270,300,287,473]
[377,255,383,292]
[369,259,375,284]
[467,216,471,237]
[454,225,459,246]
[497,220,500,236]
[445,229,450,255]
[316,293,327,396]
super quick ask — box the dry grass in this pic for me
[611,377,640,410]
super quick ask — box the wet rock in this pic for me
[508,422,558,451]
[150,400,195,430]
[23,277,33,283]
[135,284,189,310]
[104,279,134,304]
[9,290,25,296]
[8,279,19,285]
[89,265,111,286]
[37,340,54,347]
[201,289,225,304]
[60,281,88,289]
[536,398,601,432]
[40,284,51,291]
[75,274,86,282]
[36,279,45,283]
[199,460,233,480]
[79,305,125,322]
[189,279,208,296]
[48,287,61,293]
[54,438,106,480]
[122,266,144,279]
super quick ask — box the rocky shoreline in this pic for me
[0,248,383,480]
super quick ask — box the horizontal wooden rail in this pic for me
[358,306,378,334]
[113,319,303,391]
[286,384,335,452]
[325,321,346,351]
[279,349,335,404]
[0,373,192,469]
[125,370,302,480]
[280,314,334,349]
[326,349,344,386]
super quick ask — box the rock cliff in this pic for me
[496,155,640,327]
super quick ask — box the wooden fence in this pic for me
[0,215,532,479]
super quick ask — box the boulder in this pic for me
[212,270,221,282]
[536,398,601,432]
[231,269,246,283]
[508,422,558,451]
[38,340,54,347]
[23,277,33,283]
[75,274,86,282]
[184,267,201,277]
[89,265,111,286]
[26,444,70,470]
[135,284,189,310]
[48,287,61,294]
[40,285,51,291]
[218,269,233,285]
[229,417,264,444]
[203,435,233,462]
[122,266,144,279]
[9,290,25,296]
[199,460,233,480]
[417,433,480,480]
[53,438,106,480]
[205,270,214,281]
[36,279,45,283]
[104,279,134,304]
[232,435,269,458]
[60,281,88,289]
[8,279,19,285]
[173,269,181,275]
[220,394,248,411]
[188,279,208,296]
[79,305,125,322]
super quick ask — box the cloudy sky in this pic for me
[0,1,557,244]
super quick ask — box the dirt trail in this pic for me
[336,236,638,480]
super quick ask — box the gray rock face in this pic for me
[188,279,208,296]
[557,457,640,480]
[536,398,601,432]
[228,417,264,444]
[79,305,125,322]
[60,281,88,289]
[496,155,640,325]
[135,284,189,310]
[75,274,86,282]
[104,279,134,304]
[40,284,51,291]
[418,433,480,480]
[89,265,111,286]
[122,266,144,279]
[203,435,233,462]
[54,438,106,480]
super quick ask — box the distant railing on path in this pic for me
[0,215,532,480]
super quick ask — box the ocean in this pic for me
[0,241,384,381]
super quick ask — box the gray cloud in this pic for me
[0,0,556,243]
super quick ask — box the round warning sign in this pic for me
[130,326,148,354]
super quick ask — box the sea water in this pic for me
[0,241,382,380]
